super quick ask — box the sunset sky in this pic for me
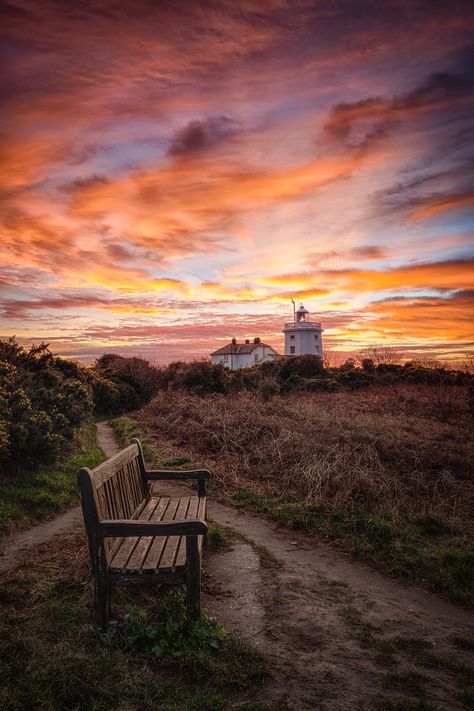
[1,0,473,364]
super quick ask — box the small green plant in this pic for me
[162,456,192,467]
[207,521,231,551]
[108,594,225,660]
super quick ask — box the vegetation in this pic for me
[0,527,269,711]
[152,355,472,414]
[87,352,160,415]
[127,385,473,605]
[0,339,93,476]
[0,421,104,536]
[0,338,159,484]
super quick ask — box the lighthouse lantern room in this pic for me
[283,302,323,357]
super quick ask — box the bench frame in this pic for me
[78,438,209,629]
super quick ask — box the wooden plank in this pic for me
[197,496,207,522]
[105,479,120,519]
[132,459,145,509]
[174,497,199,570]
[109,497,161,573]
[158,497,190,573]
[126,497,171,573]
[90,445,139,488]
[119,466,134,519]
[96,485,110,521]
[141,498,180,573]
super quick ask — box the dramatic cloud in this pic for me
[1,0,473,362]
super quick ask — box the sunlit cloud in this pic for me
[1,0,473,362]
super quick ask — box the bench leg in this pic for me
[94,575,110,630]
[186,535,201,623]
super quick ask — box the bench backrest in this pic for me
[78,439,149,564]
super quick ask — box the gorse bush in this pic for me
[0,339,93,476]
[88,353,161,414]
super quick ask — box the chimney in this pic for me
[231,338,237,344]
[254,337,261,344]
[245,339,250,344]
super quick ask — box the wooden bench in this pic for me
[78,438,209,629]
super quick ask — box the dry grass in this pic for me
[135,386,473,526]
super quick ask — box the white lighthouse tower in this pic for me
[283,302,323,357]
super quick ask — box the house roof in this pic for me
[211,341,276,356]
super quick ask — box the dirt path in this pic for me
[1,422,472,709]
[0,422,119,572]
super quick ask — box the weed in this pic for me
[207,520,232,551]
[107,595,225,659]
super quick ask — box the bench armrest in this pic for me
[100,519,207,537]
[146,469,210,496]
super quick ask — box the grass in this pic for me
[0,527,270,711]
[114,389,473,606]
[127,387,473,605]
[339,605,473,707]
[110,414,156,460]
[229,485,474,606]
[0,421,105,537]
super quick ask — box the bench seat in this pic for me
[109,496,206,575]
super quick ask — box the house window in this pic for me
[290,346,295,354]
[290,335,295,340]
[254,353,259,362]
[314,335,318,339]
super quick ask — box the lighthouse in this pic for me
[283,303,323,357]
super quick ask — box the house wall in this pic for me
[211,345,279,370]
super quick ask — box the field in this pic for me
[118,383,473,605]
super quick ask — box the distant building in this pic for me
[211,337,280,370]
[283,303,323,357]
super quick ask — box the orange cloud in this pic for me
[266,259,474,293]
[409,192,474,220]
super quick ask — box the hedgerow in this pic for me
[0,339,93,476]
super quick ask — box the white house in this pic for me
[211,337,280,370]
[283,303,324,357]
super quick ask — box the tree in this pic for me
[359,344,403,366]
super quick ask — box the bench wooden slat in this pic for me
[158,497,191,573]
[141,497,181,573]
[109,497,161,573]
[174,496,199,570]
[91,444,139,488]
[126,497,171,573]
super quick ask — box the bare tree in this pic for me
[462,352,474,375]
[323,350,347,368]
[359,343,403,366]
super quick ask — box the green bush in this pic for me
[157,360,229,395]
[0,339,93,476]
[279,354,324,380]
[89,353,160,413]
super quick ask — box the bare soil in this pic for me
[1,422,472,709]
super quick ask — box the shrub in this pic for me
[90,354,160,413]
[0,339,93,476]
[279,354,324,380]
